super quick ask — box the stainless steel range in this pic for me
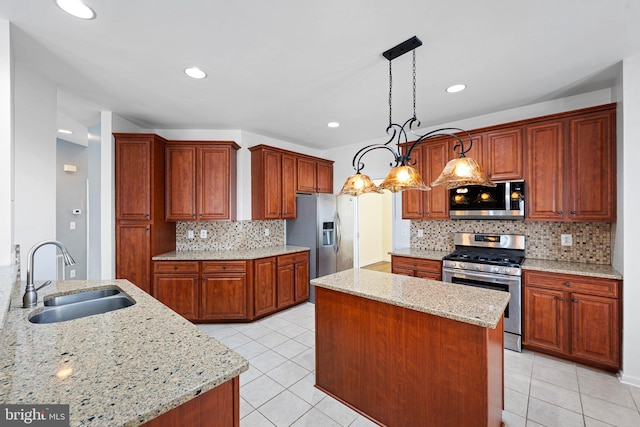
[442,233,525,352]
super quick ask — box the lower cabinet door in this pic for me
[277,264,296,308]
[254,258,277,317]
[294,261,309,302]
[116,223,151,293]
[153,274,199,320]
[571,293,620,367]
[523,286,567,353]
[201,275,248,320]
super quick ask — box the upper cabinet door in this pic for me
[525,122,565,221]
[199,146,234,221]
[297,157,317,193]
[165,145,197,221]
[402,145,425,219]
[483,128,523,180]
[281,154,297,219]
[424,139,450,219]
[116,137,152,221]
[263,150,284,219]
[316,161,334,193]
[569,112,616,221]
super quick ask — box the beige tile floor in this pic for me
[198,302,640,427]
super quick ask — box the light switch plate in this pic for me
[561,234,573,246]
[200,230,207,239]
[70,221,76,230]
[187,230,194,239]
[264,229,270,236]
[417,229,424,238]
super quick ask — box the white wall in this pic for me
[621,55,640,386]
[0,19,13,266]
[14,60,57,278]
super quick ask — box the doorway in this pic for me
[357,179,393,273]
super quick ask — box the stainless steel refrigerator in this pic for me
[286,193,354,302]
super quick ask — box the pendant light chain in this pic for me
[412,49,417,119]
[388,60,393,127]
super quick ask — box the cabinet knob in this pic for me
[565,282,570,287]
[556,296,563,301]
[571,211,577,215]
[487,172,492,177]
[557,211,563,215]
[145,227,149,231]
[425,212,430,216]
[413,263,417,267]
[418,212,423,215]
[192,213,195,217]
[572,298,578,303]
[200,213,203,217]
[293,257,296,261]
[145,213,149,218]
[174,266,178,270]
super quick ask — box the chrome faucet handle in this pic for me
[23,240,75,308]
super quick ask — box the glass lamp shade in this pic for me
[378,165,431,193]
[338,173,383,196]
[430,157,496,190]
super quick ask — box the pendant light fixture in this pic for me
[338,36,494,196]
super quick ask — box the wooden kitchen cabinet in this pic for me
[277,251,309,307]
[115,133,175,294]
[482,128,523,180]
[391,255,442,281]
[297,156,334,193]
[525,104,616,222]
[201,261,249,320]
[401,138,450,220]
[250,145,334,219]
[165,141,239,221]
[153,261,200,320]
[523,270,621,370]
[254,257,277,317]
[250,146,297,219]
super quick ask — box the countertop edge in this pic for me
[152,245,311,261]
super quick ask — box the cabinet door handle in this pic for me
[572,298,578,303]
[571,211,577,215]
[565,282,570,287]
[556,296,564,301]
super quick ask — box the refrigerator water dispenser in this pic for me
[322,222,334,246]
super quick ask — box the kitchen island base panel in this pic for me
[141,377,239,427]
[315,287,504,427]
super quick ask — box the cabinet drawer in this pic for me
[202,261,247,274]
[524,271,618,298]
[392,256,441,274]
[154,261,199,274]
[278,252,309,266]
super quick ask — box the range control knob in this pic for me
[493,266,500,273]
[475,265,482,271]
[504,268,511,274]
[459,263,466,269]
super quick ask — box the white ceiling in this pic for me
[1,0,639,149]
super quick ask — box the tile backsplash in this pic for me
[410,220,611,265]
[176,220,284,251]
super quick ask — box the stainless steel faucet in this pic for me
[23,240,76,308]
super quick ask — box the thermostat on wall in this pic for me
[72,209,82,215]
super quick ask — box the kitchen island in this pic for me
[311,269,510,427]
[0,279,248,426]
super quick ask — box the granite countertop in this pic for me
[152,245,310,261]
[0,265,18,335]
[0,279,248,427]
[522,259,623,280]
[390,248,450,261]
[311,269,510,329]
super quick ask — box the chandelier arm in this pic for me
[352,144,403,173]
[405,127,476,160]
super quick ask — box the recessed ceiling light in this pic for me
[184,67,207,79]
[58,129,73,134]
[446,84,466,93]
[55,0,96,20]
[327,122,340,128]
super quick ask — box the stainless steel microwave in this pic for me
[449,180,525,219]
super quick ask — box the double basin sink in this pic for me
[29,286,136,324]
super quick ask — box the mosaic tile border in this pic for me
[176,220,284,251]
[410,220,611,265]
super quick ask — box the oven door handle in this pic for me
[442,268,521,286]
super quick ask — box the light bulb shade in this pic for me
[378,165,431,193]
[430,157,496,190]
[338,173,383,196]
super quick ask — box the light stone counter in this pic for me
[152,245,310,261]
[0,279,248,427]
[390,248,450,261]
[311,269,509,329]
[523,259,622,280]
[0,265,18,335]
